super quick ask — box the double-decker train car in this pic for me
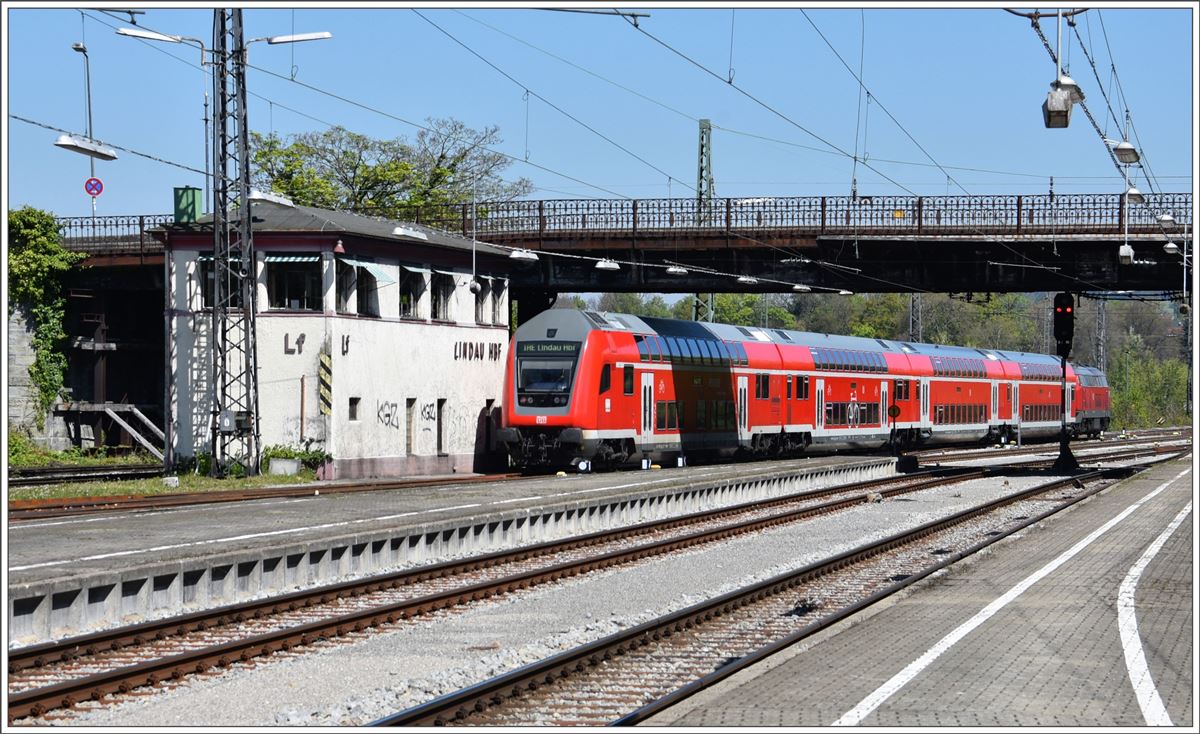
[1073,365,1112,438]
[498,309,1112,471]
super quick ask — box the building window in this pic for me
[336,260,355,314]
[491,281,507,326]
[266,256,322,311]
[431,273,453,321]
[399,270,423,319]
[196,259,215,309]
[355,267,380,318]
[474,279,491,325]
[349,396,360,421]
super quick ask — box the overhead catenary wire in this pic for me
[453,9,1181,189]
[79,10,631,202]
[412,9,696,195]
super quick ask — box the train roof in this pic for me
[522,309,1083,369]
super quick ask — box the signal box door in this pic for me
[640,372,654,445]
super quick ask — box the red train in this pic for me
[499,309,1112,471]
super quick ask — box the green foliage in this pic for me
[261,442,332,472]
[7,428,52,467]
[1108,336,1190,429]
[251,119,533,220]
[8,206,86,427]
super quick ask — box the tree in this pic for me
[251,118,533,220]
[8,206,86,426]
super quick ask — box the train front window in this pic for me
[518,359,575,393]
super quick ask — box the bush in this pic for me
[8,427,53,467]
[261,441,331,472]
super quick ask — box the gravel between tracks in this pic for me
[30,473,1073,727]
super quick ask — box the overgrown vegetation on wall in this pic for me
[8,206,86,428]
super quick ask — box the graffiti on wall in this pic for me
[377,400,401,429]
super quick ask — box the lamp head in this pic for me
[72,42,87,54]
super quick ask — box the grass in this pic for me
[8,469,319,502]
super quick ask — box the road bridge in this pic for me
[411,192,1191,296]
[57,191,1190,295]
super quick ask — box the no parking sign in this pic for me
[85,177,103,197]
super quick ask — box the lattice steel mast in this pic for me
[693,118,716,322]
[209,9,261,476]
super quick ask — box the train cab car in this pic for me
[499,309,1109,472]
[1073,365,1111,437]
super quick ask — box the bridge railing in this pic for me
[55,193,1189,251]
[438,192,1190,239]
[57,214,173,255]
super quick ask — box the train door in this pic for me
[737,375,749,445]
[1014,384,1021,426]
[815,378,825,432]
[991,383,998,424]
[639,372,654,447]
[919,377,929,426]
[880,381,888,429]
[1066,383,1074,423]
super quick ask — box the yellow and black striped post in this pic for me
[319,352,332,416]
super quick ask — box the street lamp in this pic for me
[117,24,331,214]
[55,41,119,216]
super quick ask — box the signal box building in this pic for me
[158,198,514,479]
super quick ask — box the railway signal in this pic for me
[1053,292,1074,358]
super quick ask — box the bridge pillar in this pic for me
[513,288,557,327]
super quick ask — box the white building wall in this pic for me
[169,247,510,479]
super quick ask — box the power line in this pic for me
[412,9,695,194]
[621,14,922,198]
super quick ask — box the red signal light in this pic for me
[1066,306,1072,313]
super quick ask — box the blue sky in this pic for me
[4,4,1195,219]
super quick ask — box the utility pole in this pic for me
[909,293,923,342]
[209,9,261,476]
[1095,298,1107,371]
[693,118,716,322]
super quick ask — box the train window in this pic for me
[656,401,667,430]
[786,375,793,400]
[688,338,706,365]
[664,337,681,363]
[715,340,731,366]
[667,402,679,430]
[635,335,649,361]
[623,365,634,395]
[678,338,694,364]
[724,343,744,367]
[763,374,771,399]
[702,340,719,365]
[599,364,611,394]
[697,400,706,428]
[800,376,810,400]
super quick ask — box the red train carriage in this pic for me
[499,309,1112,471]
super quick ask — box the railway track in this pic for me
[7,464,164,488]
[8,445,1186,724]
[374,455,1185,726]
[6,472,522,521]
[910,434,1185,464]
[6,467,986,722]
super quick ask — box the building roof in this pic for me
[157,198,511,257]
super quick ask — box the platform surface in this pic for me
[650,456,1194,728]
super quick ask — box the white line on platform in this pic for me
[831,466,1191,727]
[1118,500,1191,726]
[12,498,319,530]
